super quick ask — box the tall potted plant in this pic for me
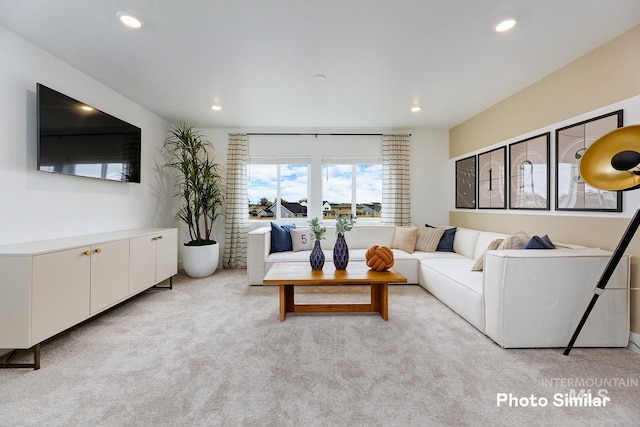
[164,123,224,278]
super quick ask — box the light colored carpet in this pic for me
[1,269,639,426]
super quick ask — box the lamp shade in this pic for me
[579,125,640,191]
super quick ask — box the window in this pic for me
[247,134,382,221]
[248,164,308,220]
[322,163,382,219]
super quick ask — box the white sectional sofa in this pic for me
[247,224,630,348]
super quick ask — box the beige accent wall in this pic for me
[449,25,640,335]
[450,25,640,159]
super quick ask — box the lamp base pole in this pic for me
[564,207,640,355]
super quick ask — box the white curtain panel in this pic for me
[381,134,412,226]
[223,133,249,268]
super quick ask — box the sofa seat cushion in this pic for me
[419,258,485,333]
[414,251,467,261]
[419,258,485,332]
[390,248,421,260]
[421,258,483,295]
[267,250,316,263]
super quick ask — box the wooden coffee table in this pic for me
[262,261,407,321]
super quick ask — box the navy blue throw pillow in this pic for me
[270,223,296,253]
[524,234,556,249]
[426,224,457,252]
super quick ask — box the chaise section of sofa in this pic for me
[419,227,630,348]
[483,249,629,348]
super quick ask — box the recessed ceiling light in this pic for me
[80,105,94,111]
[410,106,422,112]
[312,73,327,81]
[494,18,517,33]
[211,105,222,112]
[116,11,143,29]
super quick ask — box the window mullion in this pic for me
[276,164,281,219]
[352,164,357,216]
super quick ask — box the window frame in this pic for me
[321,161,382,221]
[247,134,383,223]
[247,161,310,221]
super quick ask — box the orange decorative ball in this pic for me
[365,245,394,271]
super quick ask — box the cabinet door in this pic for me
[32,247,91,344]
[129,235,156,294]
[90,239,130,314]
[156,229,178,282]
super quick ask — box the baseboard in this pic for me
[629,332,640,355]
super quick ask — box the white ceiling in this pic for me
[1,0,639,130]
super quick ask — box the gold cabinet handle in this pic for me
[152,237,158,241]
[83,250,90,256]
[95,248,102,254]
[157,235,163,240]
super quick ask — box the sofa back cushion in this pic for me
[453,228,479,259]
[473,231,510,260]
[343,226,396,249]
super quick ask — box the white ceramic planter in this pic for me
[182,242,219,278]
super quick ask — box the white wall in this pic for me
[0,26,175,246]
[410,129,451,227]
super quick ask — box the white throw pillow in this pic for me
[290,228,314,251]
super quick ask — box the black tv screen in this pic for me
[37,83,141,183]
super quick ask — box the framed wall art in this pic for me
[455,155,476,209]
[555,110,623,211]
[478,147,506,209]
[508,133,550,210]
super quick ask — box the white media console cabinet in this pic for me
[0,228,178,369]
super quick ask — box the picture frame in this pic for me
[555,110,623,211]
[455,155,476,209]
[478,147,506,209]
[508,133,550,210]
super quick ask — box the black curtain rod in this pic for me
[246,133,411,137]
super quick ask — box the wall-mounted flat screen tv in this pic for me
[37,83,141,183]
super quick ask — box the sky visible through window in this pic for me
[247,164,382,205]
[324,164,382,204]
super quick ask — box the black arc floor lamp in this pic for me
[564,124,640,355]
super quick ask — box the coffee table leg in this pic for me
[371,283,388,320]
[279,285,286,321]
[380,283,388,320]
[371,283,380,312]
[279,284,295,321]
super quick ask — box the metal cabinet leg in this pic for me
[151,276,173,291]
[0,343,41,370]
